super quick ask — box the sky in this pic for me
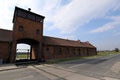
[0,0,120,51]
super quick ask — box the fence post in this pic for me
[27,49,29,59]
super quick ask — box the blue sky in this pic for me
[0,0,120,50]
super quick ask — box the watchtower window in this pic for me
[18,26,23,32]
[36,16,43,22]
[17,10,27,18]
[28,13,35,20]
[36,29,40,34]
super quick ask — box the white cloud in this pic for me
[90,16,120,33]
[51,0,120,33]
[0,0,61,30]
[0,0,16,30]
[0,0,120,33]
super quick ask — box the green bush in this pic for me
[115,48,119,52]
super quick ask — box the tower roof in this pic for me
[13,6,45,23]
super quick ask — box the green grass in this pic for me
[78,51,120,59]
[45,51,120,64]
[97,51,119,56]
[16,53,30,60]
[45,57,82,64]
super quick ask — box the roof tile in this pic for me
[43,36,95,48]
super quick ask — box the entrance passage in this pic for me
[16,44,31,62]
[14,38,40,64]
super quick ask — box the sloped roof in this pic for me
[0,29,12,42]
[13,6,45,23]
[82,42,96,48]
[43,36,96,48]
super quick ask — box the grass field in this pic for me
[45,51,120,64]
[97,51,120,56]
[16,53,30,60]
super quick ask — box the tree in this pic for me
[115,48,119,52]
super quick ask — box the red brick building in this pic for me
[0,7,97,64]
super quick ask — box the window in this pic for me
[18,26,23,32]
[28,13,35,20]
[17,10,27,18]
[73,48,75,55]
[58,47,62,55]
[46,47,49,51]
[36,16,43,22]
[78,49,81,56]
[36,29,40,35]
[66,47,69,54]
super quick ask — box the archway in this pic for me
[16,44,30,61]
[15,38,40,63]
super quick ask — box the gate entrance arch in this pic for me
[10,38,42,63]
[15,39,39,63]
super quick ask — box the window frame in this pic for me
[36,29,40,35]
[18,25,24,32]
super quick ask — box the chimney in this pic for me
[28,8,31,12]
[86,41,89,43]
[77,40,81,42]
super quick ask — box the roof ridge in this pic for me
[43,36,78,42]
[0,28,12,32]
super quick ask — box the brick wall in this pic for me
[43,45,97,60]
[0,42,9,63]
[13,17,43,41]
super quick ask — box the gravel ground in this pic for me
[111,62,120,74]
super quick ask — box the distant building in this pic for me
[0,7,97,63]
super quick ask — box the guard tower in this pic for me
[10,7,45,63]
